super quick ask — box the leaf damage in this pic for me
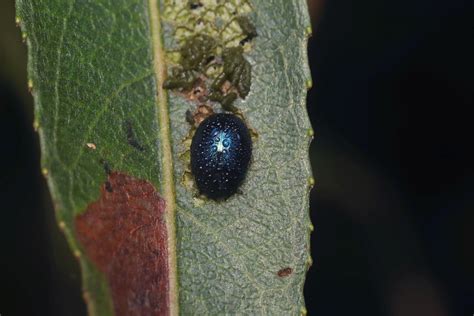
[75,172,169,316]
[277,267,293,278]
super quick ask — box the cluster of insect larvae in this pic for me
[164,39,252,112]
[163,13,257,200]
[163,14,256,113]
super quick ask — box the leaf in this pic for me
[16,0,313,314]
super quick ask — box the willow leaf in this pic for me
[16,0,313,314]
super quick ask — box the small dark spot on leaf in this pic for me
[189,0,203,9]
[186,110,195,125]
[205,55,215,64]
[105,180,113,192]
[100,159,112,175]
[277,267,293,277]
[124,120,145,151]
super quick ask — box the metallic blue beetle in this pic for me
[190,113,252,200]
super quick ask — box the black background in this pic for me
[1,0,473,315]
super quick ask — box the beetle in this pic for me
[190,113,252,200]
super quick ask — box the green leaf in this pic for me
[16,0,313,314]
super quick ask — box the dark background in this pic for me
[1,0,473,315]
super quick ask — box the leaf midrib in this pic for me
[148,1,178,315]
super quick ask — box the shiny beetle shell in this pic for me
[190,113,252,200]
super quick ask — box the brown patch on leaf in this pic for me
[277,267,293,277]
[220,80,233,95]
[75,172,169,316]
[184,77,208,102]
[193,104,214,126]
